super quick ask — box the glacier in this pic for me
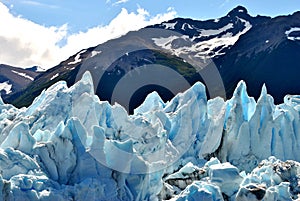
[1,71,300,200]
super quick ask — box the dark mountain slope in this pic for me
[3,6,300,112]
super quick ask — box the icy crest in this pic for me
[1,71,300,200]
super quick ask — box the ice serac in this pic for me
[218,81,300,172]
[1,72,300,200]
[1,122,35,154]
[209,162,243,197]
[175,181,224,201]
[134,91,165,114]
[0,71,168,200]
[161,157,299,200]
[236,157,299,201]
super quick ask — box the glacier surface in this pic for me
[1,72,300,200]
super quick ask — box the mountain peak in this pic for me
[227,5,249,17]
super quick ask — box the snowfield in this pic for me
[1,72,300,200]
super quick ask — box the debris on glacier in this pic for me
[1,72,300,200]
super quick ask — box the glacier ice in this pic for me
[175,181,224,201]
[1,72,300,200]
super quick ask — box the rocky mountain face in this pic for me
[0,64,42,98]
[2,6,300,113]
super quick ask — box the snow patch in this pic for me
[285,27,300,41]
[0,81,12,94]
[162,21,178,29]
[181,23,193,31]
[90,50,102,58]
[285,27,300,35]
[11,70,34,81]
[68,49,87,65]
[50,73,59,81]
[152,35,180,50]
[153,19,252,60]
[214,18,220,23]
[199,23,234,37]
[35,66,46,72]
[194,18,252,58]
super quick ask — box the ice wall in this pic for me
[1,72,300,200]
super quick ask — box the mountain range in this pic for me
[1,6,300,113]
[1,5,300,200]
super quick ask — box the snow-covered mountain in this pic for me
[4,6,300,113]
[149,6,253,59]
[1,71,300,200]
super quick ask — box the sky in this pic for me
[0,0,299,69]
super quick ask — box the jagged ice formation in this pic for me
[1,72,300,200]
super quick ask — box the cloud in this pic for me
[21,1,59,9]
[64,8,176,54]
[106,0,129,6]
[0,3,176,69]
[0,3,67,68]
[113,0,129,6]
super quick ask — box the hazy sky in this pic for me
[0,0,299,68]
